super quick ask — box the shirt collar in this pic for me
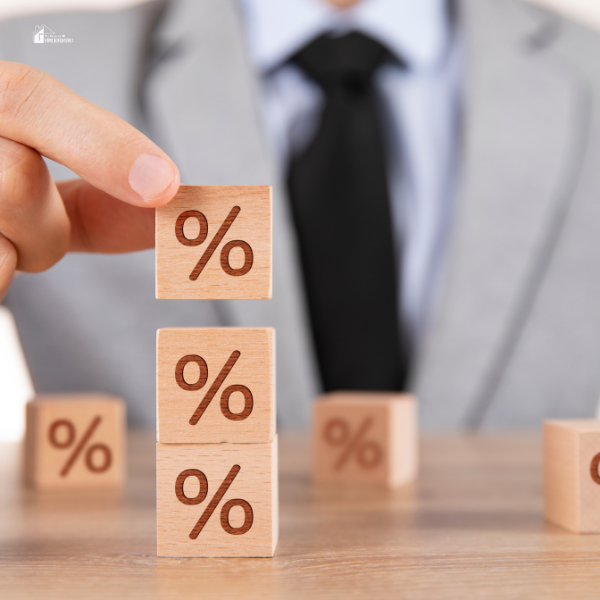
[237,0,451,73]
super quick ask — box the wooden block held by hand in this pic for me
[157,437,278,557]
[312,392,417,488]
[544,419,600,532]
[156,186,272,300]
[25,394,126,490]
[157,328,275,444]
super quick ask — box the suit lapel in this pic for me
[415,0,589,427]
[143,0,320,425]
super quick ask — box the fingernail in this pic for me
[128,154,175,201]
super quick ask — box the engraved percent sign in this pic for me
[48,417,111,477]
[176,351,253,425]
[591,453,600,485]
[324,417,383,470]
[176,206,253,280]
[176,465,253,539]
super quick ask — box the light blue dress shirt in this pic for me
[237,0,462,348]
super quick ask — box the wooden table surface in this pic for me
[1,430,600,599]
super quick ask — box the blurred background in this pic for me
[3,0,600,441]
[0,0,596,26]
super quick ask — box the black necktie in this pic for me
[288,32,409,392]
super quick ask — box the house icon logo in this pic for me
[32,25,73,44]
[32,25,54,44]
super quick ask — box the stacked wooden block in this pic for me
[155,186,277,557]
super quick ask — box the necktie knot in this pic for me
[291,31,390,96]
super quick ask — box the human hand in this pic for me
[0,62,180,299]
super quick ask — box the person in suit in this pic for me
[1,0,600,430]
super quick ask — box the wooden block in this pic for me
[156,185,272,300]
[25,394,126,489]
[157,437,278,557]
[544,419,600,532]
[312,392,417,488]
[157,328,275,444]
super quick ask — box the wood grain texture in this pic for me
[313,392,417,488]
[544,419,600,532]
[24,394,125,490]
[156,186,272,299]
[4,431,600,599]
[157,437,278,557]
[157,328,275,444]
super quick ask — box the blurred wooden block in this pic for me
[312,392,417,488]
[25,394,126,489]
[157,327,275,444]
[157,436,278,557]
[156,185,272,300]
[544,419,600,532]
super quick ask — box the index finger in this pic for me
[0,61,180,207]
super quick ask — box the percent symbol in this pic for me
[175,465,253,539]
[324,417,382,471]
[48,416,112,477]
[175,206,253,281]
[591,453,600,484]
[176,351,253,425]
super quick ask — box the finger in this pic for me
[0,62,180,208]
[0,232,17,301]
[0,136,70,272]
[58,179,155,253]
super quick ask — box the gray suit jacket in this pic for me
[2,0,600,429]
